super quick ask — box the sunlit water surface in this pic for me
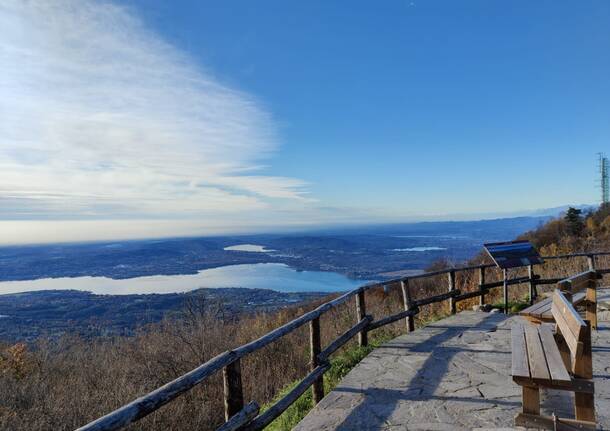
[0,263,370,295]
[223,244,274,252]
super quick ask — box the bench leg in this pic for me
[586,286,597,330]
[522,385,540,415]
[585,303,597,331]
[575,392,595,422]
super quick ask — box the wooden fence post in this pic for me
[586,255,597,329]
[309,317,324,404]
[223,359,244,421]
[356,291,368,347]
[528,265,535,305]
[587,254,595,271]
[503,268,509,314]
[400,280,415,332]
[448,270,456,314]
[478,266,486,306]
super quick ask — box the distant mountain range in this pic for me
[289,203,594,236]
[504,204,596,218]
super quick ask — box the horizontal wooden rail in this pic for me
[354,251,610,294]
[76,349,239,431]
[536,277,563,285]
[217,402,259,431]
[241,365,329,431]
[557,270,601,291]
[453,278,533,302]
[77,250,610,431]
[367,308,419,332]
[541,251,610,259]
[453,289,486,302]
[477,275,535,290]
[381,264,494,284]
[233,288,364,357]
[77,288,366,431]
[413,289,461,307]
[318,316,373,362]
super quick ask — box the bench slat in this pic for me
[522,291,588,321]
[553,289,587,334]
[553,305,583,362]
[540,291,587,320]
[539,310,552,320]
[521,298,552,318]
[538,325,571,385]
[558,270,596,294]
[511,324,530,379]
[524,324,550,383]
[552,291,586,358]
[572,291,587,305]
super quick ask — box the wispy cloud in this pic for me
[0,0,308,224]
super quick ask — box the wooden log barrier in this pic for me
[217,402,259,431]
[479,275,534,290]
[77,251,610,431]
[454,289,487,302]
[242,365,329,431]
[413,289,461,307]
[367,308,419,332]
[536,277,563,285]
[76,349,240,431]
[318,316,372,362]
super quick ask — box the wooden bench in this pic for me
[512,290,595,430]
[520,270,599,330]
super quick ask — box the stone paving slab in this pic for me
[295,291,610,430]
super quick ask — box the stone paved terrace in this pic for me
[295,289,610,430]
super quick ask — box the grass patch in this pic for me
[262,334,393,431]
[491,298,530,313]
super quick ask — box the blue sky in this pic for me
[133,0,610,206]
[127,0,610,212]
[1,1,609,244]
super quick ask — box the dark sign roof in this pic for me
[483,240,543,269]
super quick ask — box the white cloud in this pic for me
[0,0,308,227]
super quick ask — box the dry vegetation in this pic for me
[0,277,455,431]
[2,205,609,431]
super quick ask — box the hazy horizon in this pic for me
[0,203,584,246]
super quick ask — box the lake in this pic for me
[0,263,370,295]
[223,244,274,252]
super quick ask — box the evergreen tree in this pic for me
[564,207,584,236]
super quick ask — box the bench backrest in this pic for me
[557,269,598,294]
[557,269,599,331]
[551,289,592,377]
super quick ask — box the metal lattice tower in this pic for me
[599,153,609,205]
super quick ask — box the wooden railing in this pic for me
[76,251,610,431]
